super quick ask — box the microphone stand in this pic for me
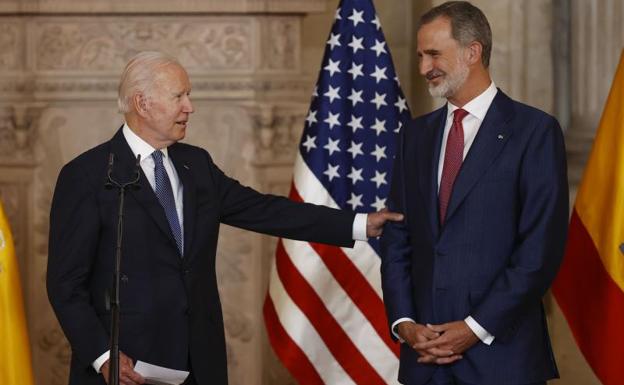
[105,153,141,385]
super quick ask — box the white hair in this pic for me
[117,51,181,114]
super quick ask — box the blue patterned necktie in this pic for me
[152,150,183,255]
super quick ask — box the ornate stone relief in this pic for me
[0,102,42,290]
[0,184,20,241]
[262,17,299,71]
[0,104,45,161]
[0,0,327,14]
[0,77,313,103]
[31,113,71,385]
[34,18,253,72]
[0,22,20,70]
[248,103,307,166]
[0,15,308,102]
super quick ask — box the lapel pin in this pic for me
[497,134,504,140]
[183,164,190,170]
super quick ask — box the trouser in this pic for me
[424,366,547,385]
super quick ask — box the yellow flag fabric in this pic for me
[574,50,624,291]
[0,201,35,385]
[552,50,624,385]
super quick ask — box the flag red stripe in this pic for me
[289,186,400,357]
[552,209,624,385]
[310,242,399,357]
[275,240,387,385]
[263,296,325,385]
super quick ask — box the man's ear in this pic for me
[466,41,483,66]
[133,93,149,116]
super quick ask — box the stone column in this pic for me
[566,0,624,188]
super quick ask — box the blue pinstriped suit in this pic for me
[381,90,569,385]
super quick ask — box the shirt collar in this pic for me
[446,81,498,121]
[122,123,170,162]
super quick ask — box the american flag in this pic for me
[263,0,410,383]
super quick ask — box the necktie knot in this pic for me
[453,108,469,124]
[152,150,164,165]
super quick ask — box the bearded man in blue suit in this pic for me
[380,2,569,384]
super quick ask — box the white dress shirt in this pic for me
[391,82,498,346]
[93,124,369,372]
[123,124,185,237]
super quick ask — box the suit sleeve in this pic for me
[202,150,356,248]
[380,127,418,338]
[47,161,110,367]
[471,115,569,341]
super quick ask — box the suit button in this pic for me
[183,269,190,275]
[185,308,191,315]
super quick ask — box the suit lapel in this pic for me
[169,144,196,259]
[417,107,446,240]
[444,90,515,222]
[109,129,179,253]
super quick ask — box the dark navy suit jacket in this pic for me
[47,128,355,385]
[381,90,568,385]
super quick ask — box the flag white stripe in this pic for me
[293,152,384,298]
[282,238,400,380]
[268,261,356,385]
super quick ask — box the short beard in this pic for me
[427,57,469,99]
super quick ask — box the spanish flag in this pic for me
[0,200,34,385]
[552,51,624,385]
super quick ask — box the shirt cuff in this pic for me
[93,350,110,373]
[465,316,495,345]
[352,213,368,240]
[391,317,416,342]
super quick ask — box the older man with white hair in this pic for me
[47,51,402,385]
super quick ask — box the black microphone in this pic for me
[104,153,115,189]
[132,154,141,190]
[106,153,141,190]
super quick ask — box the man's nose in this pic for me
[183,96,194,113]
[419,57,431,76]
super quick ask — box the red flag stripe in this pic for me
[280,238,400,374]
[289,185,399,357]
[266,257,355,384]
[263,296,325,385]
[552,209,624,385]
[275,240,387,385]
[292,157,385,298]
[309,242,399,357]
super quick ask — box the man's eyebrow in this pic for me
[422,49,441,55]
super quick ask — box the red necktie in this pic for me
[439,108,469,225]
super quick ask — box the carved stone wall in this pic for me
[0,3,320,384]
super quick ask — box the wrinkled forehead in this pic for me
[153,63,187,80]
[151,63,190,90]
[418,16,453,40]
[417,17,459,52]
